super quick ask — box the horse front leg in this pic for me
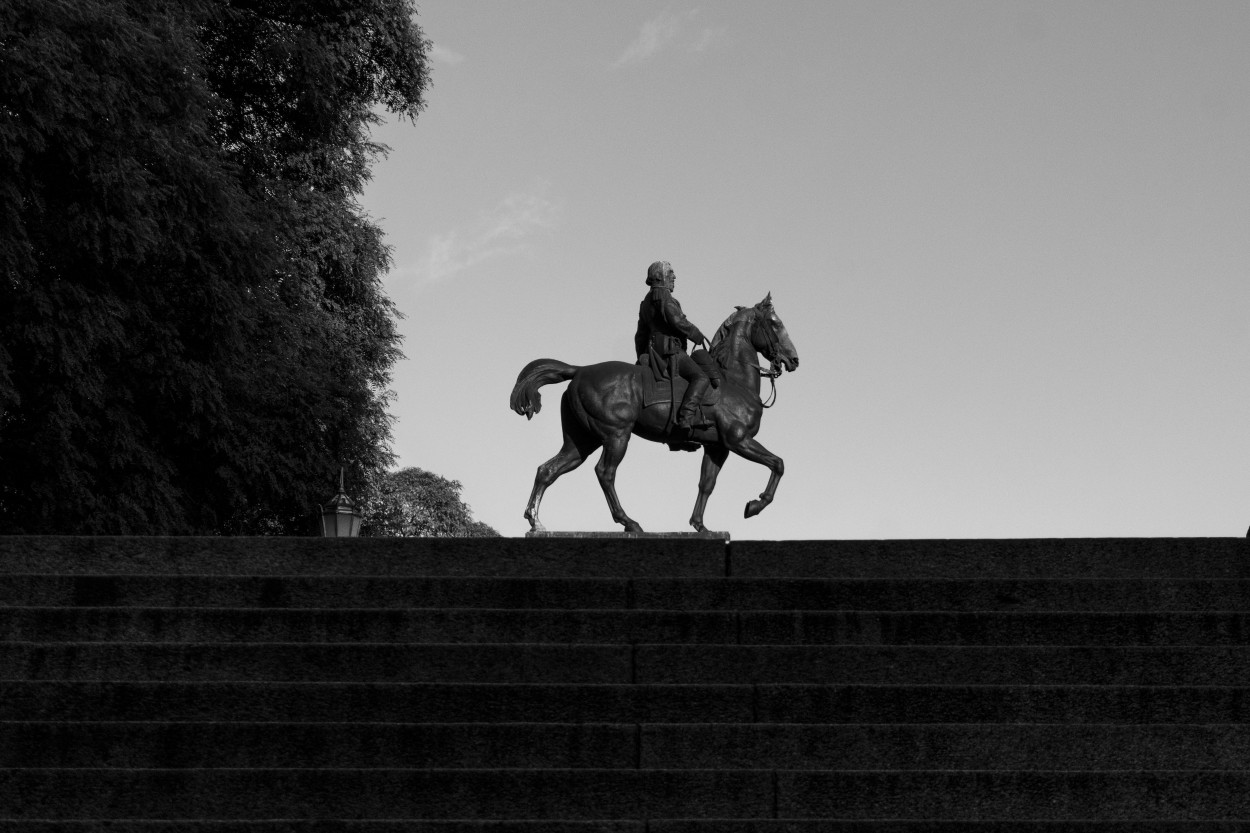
[725,434,785,519]
[689,443,729,533]
[595,431,642,533]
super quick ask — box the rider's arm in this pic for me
[660,295,706,345]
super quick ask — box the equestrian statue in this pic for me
[509,260,800,533]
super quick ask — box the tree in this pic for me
[361,468,500,538]
[0,0,430,533]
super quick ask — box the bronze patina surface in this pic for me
[510,262,799,535]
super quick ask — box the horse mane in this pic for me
[709,306,755,367]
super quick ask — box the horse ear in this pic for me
[759,292,772,308]
[734,305,746,311]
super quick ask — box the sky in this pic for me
[359,1,1250,540]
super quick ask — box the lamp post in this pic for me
[320,468,362,537]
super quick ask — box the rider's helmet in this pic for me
[646,261,673,287]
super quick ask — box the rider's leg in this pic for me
[691,348,721,388]
[675,354,710,429]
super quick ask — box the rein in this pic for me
[750,311,783,408]
[712,307,785,409]
[755,362,780,408]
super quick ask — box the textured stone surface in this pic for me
[0,825,648,833]
[775,771,1250,818]
[0,535,726,577]
[0,607,741,644]
[631,577,1250,611]
[0,575,633,609]
[0,643,633,683]
[16,720,1246,771]
[5,535,1250,827]
[737,610,1250,645]
[0,681,756,723]
[7,607,1250,646]
[753,684,1250,724]
[649,824,1250,832]
[9,820,1250,825]
[634,645,1250,685]
[1,722,639,769]
[638,723,1250,769]
[729,538,1250,578]
[0,769,774,819]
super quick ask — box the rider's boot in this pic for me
[676,376,711,430]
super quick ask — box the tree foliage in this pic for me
[0,0,430,533]
[362,468,500,538]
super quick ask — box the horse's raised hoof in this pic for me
[744,499,768,519]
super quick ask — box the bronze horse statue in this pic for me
[510,294,799,533]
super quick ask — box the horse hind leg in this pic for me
[525,433,598,532]
[595,431,643,533]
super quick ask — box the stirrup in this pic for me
[666,422,699,452]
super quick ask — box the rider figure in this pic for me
[634,261,718,435]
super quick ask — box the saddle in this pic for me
[637,353,721,423]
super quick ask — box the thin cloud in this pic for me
[613,8,698,68]
[407,190,559,287]
[689,26,730,54]
[429,43,466,65]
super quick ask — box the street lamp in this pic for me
[320,468,362,537]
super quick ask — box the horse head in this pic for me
[710,294,799,379]
[749,293,799,373]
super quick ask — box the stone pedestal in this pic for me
[526,530,730,542]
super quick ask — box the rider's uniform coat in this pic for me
[634,286,715,432]
[634,286,706,367]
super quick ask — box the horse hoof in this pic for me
[623,521,644,533]
[744,500,766,519]
[689,520,708,534]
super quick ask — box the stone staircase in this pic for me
[2,534,1249,829]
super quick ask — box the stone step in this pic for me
[5,643,1250,685]
[651,825,1250,833]
[6,722,1250,770]
[3,536,1248,826]
[4,824,1250,833]
[0,722,635,769]
[8,576,1250,611]
[630,578,1250,612]
[731,538,1250,578]
[6,607,1250,645]
[636,723,1250,770]
[0,536,725,578]
[6,769,1250,820]
[0,576,630,610]
[634,645,1250,685]
[4,536,1246,580]
[0,608,736,645]
[6,681,1250,724]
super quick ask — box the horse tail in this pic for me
[510,358,579,420]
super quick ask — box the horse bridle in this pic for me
[750,309,783,408]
